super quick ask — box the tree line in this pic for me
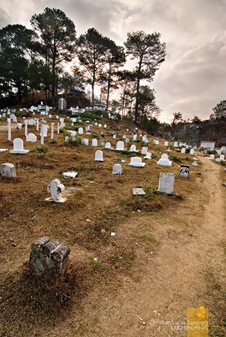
[0,7,166,123]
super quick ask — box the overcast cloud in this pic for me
[0,0,226,122]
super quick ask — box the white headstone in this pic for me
[129,144,137,152]
[7,119,11,141]
[141,147,148,155]
[51,123,55,139]
[192,160,198,166]
[112,163,122,175]
[26,133,37,142]
[144,152,152,159]
[164,141,169,146]
[158,173,175,194]
[78,127,84,135]
[94,150,104,162]
[190,149,195,155]
[133,134,137,141]
[47,179,65,202]
[133,188,146,195]
[105,141,112,149]
[116,141,125,151]
[157,153,172,166]
[209,154,215,160]
[92,138,98,147]
[10,138,29,154]
[181,148,186,154]
[129,157,146,167]
[40,124,48,137]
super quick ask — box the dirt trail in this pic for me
[70,157,225,337]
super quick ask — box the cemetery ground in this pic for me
[0,115,225,337]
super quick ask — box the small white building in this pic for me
[200,141,215,150]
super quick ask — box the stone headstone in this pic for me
[129,157,146,167]
[0,163,16,178]
[95,150,104,162]
[141,146,148,155]
[181,148,186,154]
[157,153,172,166]
[28,236,70,284]
[105,141,112,149]
[26,133,37,142]
[10,138,29,154]
[129,144,137,152]
[78,127,84,135]
[92,138,98,147]
[158,173,175,194]
[192,160,199,166]
[58,97,67,113]
[133,188,146,195]
[190,149,195,155]
[62,171,78,178]
[116,140,125,151]
[144,152,152,159]
[112,163,122,175]
[209,154,215,160]
[47,179,65,202]
[179,165,190,178]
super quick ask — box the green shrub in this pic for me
[143,184,155,199]
[35,145,49,154]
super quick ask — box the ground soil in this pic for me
[58,156,225,337]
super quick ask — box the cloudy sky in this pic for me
[1,0,226,122]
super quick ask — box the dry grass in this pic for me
[0,113,208,336]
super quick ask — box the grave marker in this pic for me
[158,173,175,194]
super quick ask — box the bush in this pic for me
[170,155,182,163]
[35,145,49,154]
[143,184,155,199]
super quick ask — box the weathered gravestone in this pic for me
[179,165,190,178]
[158,173,175,195]
[0,163,16,178]
[28,236,70,284]
[47,178,65,202]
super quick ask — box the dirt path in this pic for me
[68,156,225,337]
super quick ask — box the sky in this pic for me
[0,0,226,123]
